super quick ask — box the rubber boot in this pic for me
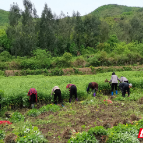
[111,92,113,96]
[87,87,89,92]
[93,93,96,97]
[31,104,34,109]
[69,99,71,103]
[116,90,118,95]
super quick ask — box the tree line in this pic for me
[1,0,143,57]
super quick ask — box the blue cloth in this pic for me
[111,92,114,96]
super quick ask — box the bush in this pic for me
[73,56,85,67]
[81,47,96,55]
[0,51,11,62]
[87,55,100,67]
[0,129,5,140]
[50,68,64,76]
[20,58,51,70]
[68,131,99,143]
[52,56,71,68]
[63,52,72,61]
[9,112,25,123]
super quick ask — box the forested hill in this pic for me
[1,2,143,59]
[89,4,141,17]
[0,4,143,28]
[0,9,9,29]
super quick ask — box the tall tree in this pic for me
[73,11,84,51]
[38,4,55,54]
[9,2,21,27]
[83,15,101,47]
[7,0,38,56]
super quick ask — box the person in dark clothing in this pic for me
[27,88,37,109]
[66,84,78,103]
[109,72,120,96]
[51,86,64,107]
[119,83,132,97]
[87,82,98,97]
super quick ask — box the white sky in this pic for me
[0,0,143,17]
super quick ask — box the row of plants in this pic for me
[68,119,143,142]
[0,71,143,109]
[0,121,48,143]
[26,104,61,117]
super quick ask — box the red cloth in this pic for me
[66,84,76,92]
[104,99,113,104]
[0,121,12,125]
[27,88,37,102]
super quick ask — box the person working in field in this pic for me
[108,72,120,96]
[27,88,37,109]
[51,86,64,107]
[87,82,98,97]
[120,76,128,83]
[66,84,78,103]
[119,83,132,97]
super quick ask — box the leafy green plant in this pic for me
[27,109,41,117]
[0,129,5,140]
[9,112,25,123]
[88,126,107,136]
[68,131,99,143]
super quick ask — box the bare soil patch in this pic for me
[15,100,141,143]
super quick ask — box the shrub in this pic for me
[68,131,99,143]
[0,129,5,140]
[9,112,25,123]
[63,52,72,61]
[73,56,85,67]
[0,51,11,62]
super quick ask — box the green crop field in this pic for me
[1,71,143,143]
[0,71,143,107]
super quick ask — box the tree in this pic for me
[38,4,56,54]
[73,11,84,51]
[9,3,21,27]
[99,21,109,43]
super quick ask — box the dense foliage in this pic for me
[1,2,143,59]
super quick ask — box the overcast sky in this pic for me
[0,0,143,17]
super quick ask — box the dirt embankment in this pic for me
[4,65,143,76]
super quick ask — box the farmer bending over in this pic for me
[87,82,98,97]
[27,88,37,109]
[120,76,128,83]
[66,84,78,103]
[108,72,120,96]
[51,86,64,107]
[119,83,132,97]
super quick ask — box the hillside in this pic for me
[0,9,9,29]
[89,4,141,18]
[0,4,143,28]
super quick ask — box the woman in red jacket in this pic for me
[27,88,37,109]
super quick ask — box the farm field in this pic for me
[1,71,143,142]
